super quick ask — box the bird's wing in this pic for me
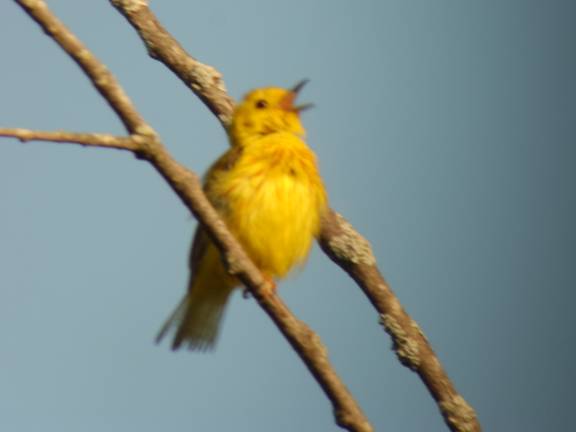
[188,226,209,272]
[188,146,243,273]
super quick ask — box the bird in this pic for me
[156,80,328,351]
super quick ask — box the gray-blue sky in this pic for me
[1,1,574,431]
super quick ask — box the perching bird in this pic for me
[156,81,328,350]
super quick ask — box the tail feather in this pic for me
[156,284,234,351]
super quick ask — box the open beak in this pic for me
[282,79,314,113]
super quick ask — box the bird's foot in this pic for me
[242,275,277,299]
[261,274,277,298]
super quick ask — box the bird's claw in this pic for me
[242,276,277,299]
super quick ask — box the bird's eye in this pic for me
[255,99,268,109]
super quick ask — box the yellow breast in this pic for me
[207,132,327,278]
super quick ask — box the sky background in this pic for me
[1,1,575,431]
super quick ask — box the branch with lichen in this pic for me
[2,1,371,432]
[108,1,481,431]
[319,211,480,431]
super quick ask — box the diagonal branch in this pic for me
[319,211,480,432]
[110,0,235,127]
[7,1,373,431]
[130,141,375,432]
[107,1,482,431]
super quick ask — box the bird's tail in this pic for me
[156,282,234,351]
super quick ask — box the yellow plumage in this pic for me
[157,82,328,350]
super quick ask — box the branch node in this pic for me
[134,124,157,139]
[335,412,374,432]
[440,395,478,432]
[224,252,242,276]
[327,213,376,266]
[110,0,148,13]
[380,314,421,370]
[307,328,328,356]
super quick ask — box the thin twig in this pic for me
[0,128,139,151]
[8,1,373,431]
[107,1,482,431]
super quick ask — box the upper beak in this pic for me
[282,79,314,112]
[291,79,309,95]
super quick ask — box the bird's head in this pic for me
[229,80,313,146]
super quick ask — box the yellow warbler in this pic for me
[157,80,328,350]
